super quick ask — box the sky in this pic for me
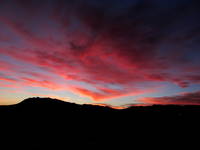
[0,0,200,108]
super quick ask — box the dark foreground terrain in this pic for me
[0,97,200,149]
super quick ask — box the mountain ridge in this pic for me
[7,97,200,110]
[0,97,200,149]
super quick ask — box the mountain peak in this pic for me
[19,97,67,105]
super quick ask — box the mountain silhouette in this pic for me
[0,97,200,149]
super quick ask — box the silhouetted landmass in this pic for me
[0,97,200,149]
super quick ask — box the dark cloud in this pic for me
[141,91,200,105]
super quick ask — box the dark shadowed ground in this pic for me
[0,97,200,149]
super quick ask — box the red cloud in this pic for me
[0,77,17,82]
[72,85,157,101]
[0,59,14,71]
[21,77,66,90]
[73,87,107,101]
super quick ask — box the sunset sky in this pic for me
[0,0,200,107]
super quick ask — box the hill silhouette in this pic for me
[0,97,200,149]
